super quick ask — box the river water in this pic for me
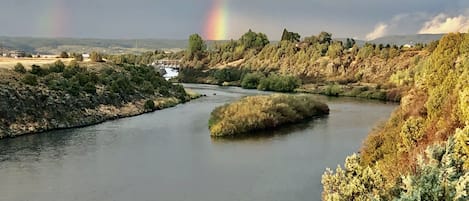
[0,84,397,201]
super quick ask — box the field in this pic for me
[0,57,74,70]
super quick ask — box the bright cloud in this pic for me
[366,23,388,40]
[419,14,469,34]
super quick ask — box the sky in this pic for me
[1,0,469,40]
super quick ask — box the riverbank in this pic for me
[296,83,404,102]
[178,79,403,102]
[0,61,200,138]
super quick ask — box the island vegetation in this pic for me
[208,94,329,137]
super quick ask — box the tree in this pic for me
[327,42,344,59]
[14,63,26,74]
[49,60,66,73]
[240,29,269,50]
[74,53,84,61]
[281,28,301,43]
[59,51,69,58]
[90,51,103,62]
[344,38,356,49]
[187,34,206,60]
[318,31,332,45]
[22,74,38,86]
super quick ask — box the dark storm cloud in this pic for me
[0,0,468,39]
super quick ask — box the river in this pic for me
[0,84,397,201]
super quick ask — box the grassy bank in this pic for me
[208,94,329,137]
[296,83,404,102]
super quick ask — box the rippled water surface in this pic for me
[0,84,397,201]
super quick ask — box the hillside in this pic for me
[322,33,469,200]
[0,60,195,138]
[179,31,434,101]
[0,36,189,54]
[370,34,444,46]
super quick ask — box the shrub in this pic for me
[30,64,49,76]
[240,72,265,89]
[323,84,342,96]
[212,68,245,84]
[66,81,81,96]
[48,60,66,73]
[74,54,84,61]
[59,51,69,58]
[322,154,386,201]
[83,82,96,94]
[399,117,426,152]
[144,100,156,111]
[13,63,26,73]
[22,74,38,86]
[209,94,329,137]
[257,74,301,92]
[90,51,103,62]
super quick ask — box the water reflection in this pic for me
[0,84,397,201]
[211,117,328,143]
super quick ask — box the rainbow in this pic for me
[204,0,228,40]
[36,0,67,37]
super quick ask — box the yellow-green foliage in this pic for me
[455,126,469,170]
[397,127,469,200]
[325,125,469,201]
[390,69,413,86]
[458,84,469,124]
[322,154,385,201]
[399,117,426,152]
[208,94,329,137]
[323,33,469,200]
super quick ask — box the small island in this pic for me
[208,94,329,137]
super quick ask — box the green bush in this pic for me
[66,81,81,96]
[144,100,155,111]
[257,74,301,92]
[83,82,96,94]
[212,68,245,84]
[59,51,69,58]
[22,74,38,86]
[323,84,342,96]
[13,63,26,74]
[30,64,49,76]
[241,72,265,89]
[48,60,66,73]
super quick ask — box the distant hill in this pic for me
[0,34,444,55]
[369,34,443,46]
[0,36,189,54]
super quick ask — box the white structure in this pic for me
[403,44,413,48]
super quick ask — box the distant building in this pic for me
[10,50,25,58]
[403,44,413,48]
[82,53,90,59]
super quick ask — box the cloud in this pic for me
[366,23,388,40]
[418,14,469,34]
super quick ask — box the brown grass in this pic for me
[0,57,74,70]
